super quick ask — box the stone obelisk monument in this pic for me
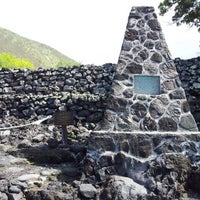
[98,7,198,132]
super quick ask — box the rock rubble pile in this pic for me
[0,122,200,199]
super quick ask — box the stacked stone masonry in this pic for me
[0,64,116,128]
[88,131,200,199]
[89,132,200,160]
[98,7,198,132]
[175,57,200,130]
[0,59,199,130]
[0,64,115,95]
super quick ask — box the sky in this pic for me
[0,0,199,65]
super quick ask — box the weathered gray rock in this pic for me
[123,88,133,98]
[147,31,159,40]
[17,174,40,182]
[87,112,103,123]
[148,154,191,198]
[142,116,157,131]
[129,137,152,158]
[125,29,139,41]
[144,40,154,49]
[138,49,149,61]
[149,99,165,119]
[162,80,175,91]
[108,97,128,113]
[169,89,186,99]
[0,192,8,200]
[180,114,198,131]
[160,63,178,79]
[0,144,12,152]
[158,117,177,131]
[32,134,45,143]
[126,62,143,74]
[122,41,132,51]
[148,19,161,31]
[100,175,147,200]
[167,101,181,121]
[88,133,115,152]
[79,184,97,199]
[143,61,158,74]
[99,155,114,167]
[181,101,190,113]
[8,186,21,194]
[7,192,23,200]
[10,180,28,190]
[0,155,26,167]
[130,102,147,118]
[65,78,76,85]
[150,52,162,63]
[62,166,81,177]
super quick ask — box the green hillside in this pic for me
[0,27,79,68]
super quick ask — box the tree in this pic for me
[159,0,200,31]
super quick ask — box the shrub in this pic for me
[56,60,81,67]
[0,52,35,69]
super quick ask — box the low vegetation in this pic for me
[56,60,81,67]
[0,27,79,68]
[0,52,35,69]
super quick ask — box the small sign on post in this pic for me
[54,111,74,144]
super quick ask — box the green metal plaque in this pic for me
[134,75,160,95]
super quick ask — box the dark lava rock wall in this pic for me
[175,57,200,130]
[0,59,199,130]
[0,64,116,128]
[88,131,200,199]
[0,64,115,95]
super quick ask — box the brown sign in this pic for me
[54,111,74,126]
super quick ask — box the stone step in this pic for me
[89,131,200,159]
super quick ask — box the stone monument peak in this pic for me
[98,6,198,132]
